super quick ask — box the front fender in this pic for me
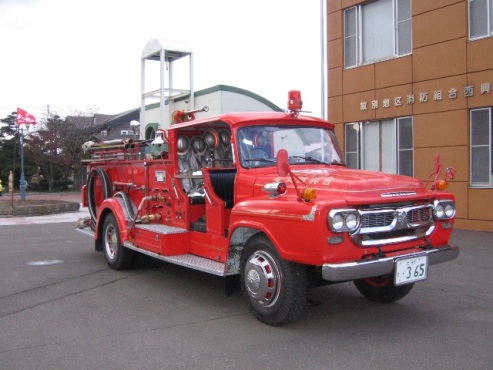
[95,197,130,246]
[230,199,330,264]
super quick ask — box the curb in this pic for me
[0,200,80,217]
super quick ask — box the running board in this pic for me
[135,223,188,234]
[75,227,225,277]
[124,241,225,276]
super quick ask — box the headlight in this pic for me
[433,200,456,220]
[435,203,445,219]
[346,213,358,230]
[328,209,360,232]
[332,213,344,231]
[445,203,455,218]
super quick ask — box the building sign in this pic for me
[360,82,491,110]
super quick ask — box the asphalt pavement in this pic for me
[0,217,491,369]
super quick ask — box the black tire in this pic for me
[240,234,308,326]
[354,275,414,303]
[102,213,134,270]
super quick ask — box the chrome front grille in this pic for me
[361,211,394,228]
[407,207,431,224]
[352,204,434,246]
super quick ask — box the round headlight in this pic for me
[332,214,344,231]
[445,203,455,218]
[346,213,358,230]
[435,204,445,219]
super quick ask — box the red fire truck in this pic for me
[77,92,459,326]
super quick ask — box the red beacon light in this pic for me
[263,182,287,198]
[288,90,303,117]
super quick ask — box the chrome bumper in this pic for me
[322,245,459,282]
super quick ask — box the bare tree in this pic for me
[22,106,111,192]
[25,114,72,192]
[63,106,111,190]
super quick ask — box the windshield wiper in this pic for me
[244,158,275,163]
[292,156,331,166]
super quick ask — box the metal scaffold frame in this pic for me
[140,39,194,130]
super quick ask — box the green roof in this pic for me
[145,84,282,112]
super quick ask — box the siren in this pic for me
[288,90,303,117]
[151,129,167,146]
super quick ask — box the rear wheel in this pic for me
[354,275,413,303]
[240,234,307,326]
[103,213,134,270]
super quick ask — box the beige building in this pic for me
[327,0,493,231]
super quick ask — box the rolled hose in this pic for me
[86,167,112,229]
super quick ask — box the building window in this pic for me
[469,0,493,40]
[470,108,493,186]
[100,130,108,136]
[344,0,412,68]
[345,117,413,176]
[121,130,132,136]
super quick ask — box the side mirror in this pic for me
[276,149,289,177]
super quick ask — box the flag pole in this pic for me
[19,125,26,200]
[16,107,36,200]
[15,108,36,201]
[11,122,17,208]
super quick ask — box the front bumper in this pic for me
[322,244,459,282]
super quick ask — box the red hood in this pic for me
[255,166,429,205]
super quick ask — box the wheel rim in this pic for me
[244,251,281,307]
[104,224,118,260]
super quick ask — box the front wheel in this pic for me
[353,275,413,303]
[240,234,307,326]
[102,213,134,270]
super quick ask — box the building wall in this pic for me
[327,0,493,231]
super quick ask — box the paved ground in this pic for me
[0,207,491,369]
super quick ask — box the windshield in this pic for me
[237,125,344,168]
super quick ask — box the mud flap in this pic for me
[224,275,240,297]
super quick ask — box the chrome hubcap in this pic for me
[245,251,280,307]
[104,224,117,260]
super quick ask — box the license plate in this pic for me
[394,255,428,286]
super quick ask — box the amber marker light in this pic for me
[435,180,448,191]
[301,188,316,201]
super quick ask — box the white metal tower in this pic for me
[140,39,194,130]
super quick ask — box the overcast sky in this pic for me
[0,0,324,123]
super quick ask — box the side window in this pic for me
[345,123,360,169]
[470,108,492,186]
[397,117,413,177]
[397,0,412,55]
[344,0,412,68]
[345,117,413,176]
[469,0,493,40]
[344,7,358,68]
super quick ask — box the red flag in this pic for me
[16,108,37,125]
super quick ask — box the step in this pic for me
[125,242,226,276]
[76,227,225,276]
[135,224,188,235]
